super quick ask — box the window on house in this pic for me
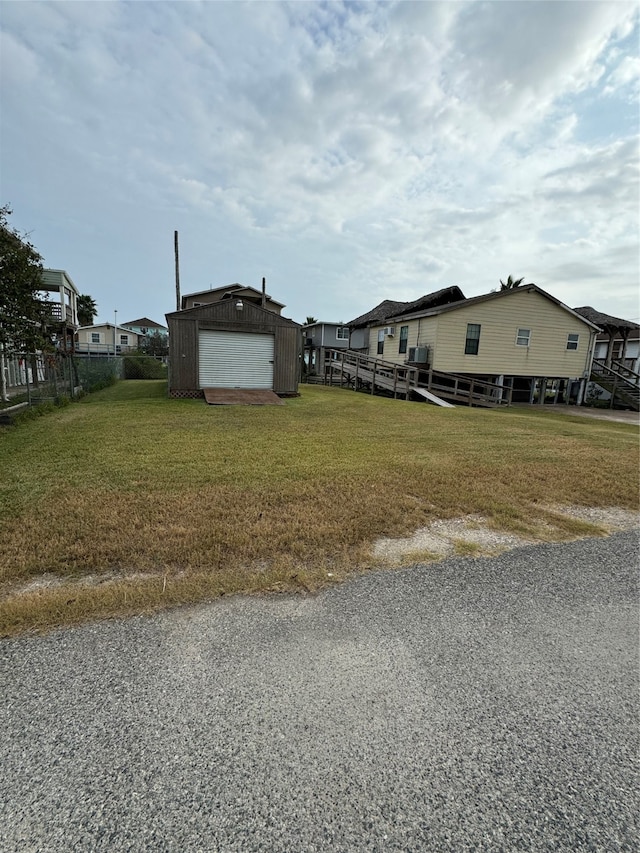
[399,325,409,354]
[566,333,579,350]
[516,328,531,347]
[91,333,100,344]
[377,329,384,355]
[336,327,349,340]
[120,335,129,345]
[465,324,481,355]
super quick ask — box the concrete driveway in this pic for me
[1,531,638,852]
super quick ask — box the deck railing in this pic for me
[75,342,138,355]
[590,359,640,411]
[321,349,512,407]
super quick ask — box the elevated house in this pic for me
[329,284,601,407]
[302,321,350,376]
[121,317,168,341]
[181,283,284,315]
[76,323,139,355]
[167,283,301,399]
[40,269,80,352]
[573,307,640,410]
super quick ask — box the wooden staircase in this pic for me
[590,359,640,411]
[320,350,512,408]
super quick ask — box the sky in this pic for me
[1,1,639,328]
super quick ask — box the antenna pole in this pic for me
[174,231,181,310]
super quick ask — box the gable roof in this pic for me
[181,283,285,309]
[77,323,139,334]
[121,317,167,329]
[348,286,465,328]
[302,321,348,330]
[166,299,301,327]
[384,284,601,329]
[573,307,640,335]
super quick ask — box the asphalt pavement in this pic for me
[1,531,638,853]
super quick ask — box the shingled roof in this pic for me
[573,307,640,334]
[348,286,465,328]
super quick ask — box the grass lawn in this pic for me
[1,380,638,635]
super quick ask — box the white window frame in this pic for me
[336,326,349,340]
[566,333,579,350]
[91,333,100,344]
[516,328,531,347]
[120,334,129,345]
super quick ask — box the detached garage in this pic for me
[166,299,301,398]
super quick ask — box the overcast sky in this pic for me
[1,1,638,327]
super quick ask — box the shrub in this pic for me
[123,355,167,380]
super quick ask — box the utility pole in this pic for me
[174,231,181,311]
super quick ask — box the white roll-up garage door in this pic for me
[198,330,275,389]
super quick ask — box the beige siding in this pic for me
[430,290,594,377]
[368,317,438,366]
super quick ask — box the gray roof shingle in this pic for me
[348,286,465,327]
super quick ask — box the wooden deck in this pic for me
[320,350,512,408]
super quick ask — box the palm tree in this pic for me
[77,294,98,326]
[499,275,525,290]
[305,316,318,325]
[500,275,535,291]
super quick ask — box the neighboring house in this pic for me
[573,307,640,372]
[166,297,301,398]
[121,317,168,340]
[75,323,139,355]
[573,307,640,409]
[302,321,350,374]
[351,284,600,404]
[181,283,284,315]
[41,269,80,352]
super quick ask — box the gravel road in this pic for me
[1,531,638,853]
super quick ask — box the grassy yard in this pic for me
[1,380,638,635]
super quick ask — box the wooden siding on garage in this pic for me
[167,299,301,396]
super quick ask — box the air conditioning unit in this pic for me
[384,326,395,337]
[408,346,429,363]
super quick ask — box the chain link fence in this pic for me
[2,352,123,405]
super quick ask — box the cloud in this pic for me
[1,0,638,325]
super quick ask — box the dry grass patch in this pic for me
[1,381,638,635]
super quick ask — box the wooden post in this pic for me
[174,231,181,311]
[371,360,376,394]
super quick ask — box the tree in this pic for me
[305,316,318,325]
[77,294,98,326]
[138,330,168,358]
[0,205,51,355]
[0,206,52,400]
[499,275,533,290]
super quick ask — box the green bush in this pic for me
[75,358,119,392]
[123,355,167,379]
